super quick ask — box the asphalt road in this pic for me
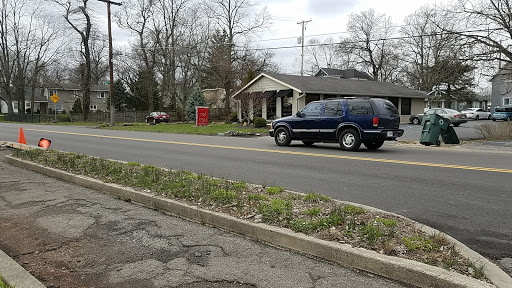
[1,122,511,266]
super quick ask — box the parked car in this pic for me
[409,108,468,126]
[268,97,404,151]
[492,106,512,121]
[461,108,492,120]
[146,112,170,123]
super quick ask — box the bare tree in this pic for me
[345,9,396,81]
[115,0,158,112]
[53,0,94,120]
[206,0,271,114]
[0,0,18,117]
[303,37,349,74]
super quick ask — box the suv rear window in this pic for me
[372,99,398,115]
[347,99,373,115]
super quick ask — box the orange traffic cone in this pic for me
[38,138,51,149]
[18,127,26,144]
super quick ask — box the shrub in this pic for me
[227,112,238,123]
[475,122,512,140]
[253,117,267,128]
[266,186,284,195]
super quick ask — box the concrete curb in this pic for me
[0,249,46,288]
[5,154,510,288]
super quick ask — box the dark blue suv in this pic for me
[269,98,404,151]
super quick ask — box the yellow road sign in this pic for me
[50,94,59,103]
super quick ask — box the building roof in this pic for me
[315,68,374,80]
[45,82,109,91]
[0,87,47,102]
[233,73,428,99]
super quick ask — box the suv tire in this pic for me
[364,141,384,150]
[275,127,292,146]
[339,129,361,151]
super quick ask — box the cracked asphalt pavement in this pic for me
[0,148,407,288]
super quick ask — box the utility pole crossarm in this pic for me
[97,0,122,6]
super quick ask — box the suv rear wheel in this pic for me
[274,127,292,146]
[339,129,361,151]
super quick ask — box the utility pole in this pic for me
[297,19,311,76]
[98,0,122,126]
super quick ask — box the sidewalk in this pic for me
[0,147,406,288]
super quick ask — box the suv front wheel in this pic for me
[274,127,292,146]
[339,129,361,151]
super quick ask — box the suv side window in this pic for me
[301,102,323,117]
[347,99,373,115]
[324,101,342,116]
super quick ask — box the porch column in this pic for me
[276,97,282,118]
[262,97,267,119]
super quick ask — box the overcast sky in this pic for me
[100,0,441,74]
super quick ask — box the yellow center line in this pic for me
[27,128,512,174]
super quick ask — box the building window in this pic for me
[49,90,57,97]
[504,98,512,106]
[401,97,412,115]
[281,96,293,117]
[55,104,63,111]
[267,97,276,119]
[14,102,18,110]
[90,104,97,111]
[73,91,79,98]
[99,92,106,98]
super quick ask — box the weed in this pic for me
[247,194,268,202]
[470,261,486,279]
[290,219,317,234]
[402,236,439,252]
[345,219,357,236]
[211,189,237,205]
[360,223,382,245]
[343,205,366,215]
[257,198,292,223]
[303,193,331,202]
[382,241,396,255]
[127,161,140,166]
[376,217,397,228]
[232,181,248,190]
[266,186,284,195]
[303,207,322,217]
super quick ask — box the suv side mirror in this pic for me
[296,111,304,117]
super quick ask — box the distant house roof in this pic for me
[0,87,47,102]
[490,62,512,82]
[45,82,109,91]
[233,73,428,99]
[315,68,374,81]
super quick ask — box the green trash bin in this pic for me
[420,113,449,146]
[440,126,460,144]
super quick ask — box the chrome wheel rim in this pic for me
[277,131,287,143]
[343,133,355,147]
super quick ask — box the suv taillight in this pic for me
[373,117,379,127]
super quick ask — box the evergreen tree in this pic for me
[111,79,127,111]
[71,98,83,114]
[185,89,207,122]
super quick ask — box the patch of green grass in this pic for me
[103,122,269,135]
[360,224,382,245]
[376,217,397,228]
[265,186,284,195]
[290,212,344,234]
[470,261,486,279]
[247,194,268,202]
[0,275,12,288]
[211,189,237,205]
[232,181,248,191]
[343,205,367,215]
[402,236,439,252]
[257,198,292,223]
[303,207,322,217]
[303,193,330,202]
